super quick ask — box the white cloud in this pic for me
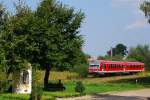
[125,17,148,30]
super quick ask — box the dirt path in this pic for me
[110,89,150,98]
[56,89,150,100]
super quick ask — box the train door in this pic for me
[88,60,100,73]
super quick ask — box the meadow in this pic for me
[0,71,150,100]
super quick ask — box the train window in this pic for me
[120,65,122,68]
[114,64,116,68]
[90,65,99,68]
[113,64,115,68]
[102,64,106,69]
[108,65,110,68]
[119,65,121,68]
[129,65,131,68]
[116,65,118,68]
[89,60,99,68]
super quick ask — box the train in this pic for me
[88,60,144,75]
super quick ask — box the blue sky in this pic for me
[1,0,150,57]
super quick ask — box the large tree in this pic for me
[35,0,85,87]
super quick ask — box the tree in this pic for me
[0,4,7,73]
[0,3,29,76]
[140,1,150,23]
[35,0,85,87]
[0,1,39,99]
[107,44,127,56]
[0,1,34,75]
[97,55,105,60]
[128,45,150,70]
[115,44,128,56]
[140,2,150,70]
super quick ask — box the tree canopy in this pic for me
[141,1,150,23]
[107,43,127,57]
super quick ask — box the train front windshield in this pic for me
[89,60,99,68]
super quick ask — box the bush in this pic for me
[0,80,10,93]
[36,86,43,100]
[74,64,88,78]
[75,81,85,94]
[0,72,11,93]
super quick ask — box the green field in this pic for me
[0,71,150,100]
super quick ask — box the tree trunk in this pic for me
[44,68,50,88]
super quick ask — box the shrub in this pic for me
[36,86,43,100]
[75,81,85,94]
[0,80,10,93]
[0,71,11,93]
[74,64,88,78]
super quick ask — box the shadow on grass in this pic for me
[44,80,66,91]
[89,73,134,78]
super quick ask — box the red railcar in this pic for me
[89,60,144,74]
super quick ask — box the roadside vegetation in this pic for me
[0,71,150,99]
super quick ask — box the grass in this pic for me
[0,93,55,100]
[63,80,146,94]
[0,71,150,100]
[0,94,29,100]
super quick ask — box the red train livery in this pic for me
[89,60,144,74]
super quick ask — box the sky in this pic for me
[1,0,150,57]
